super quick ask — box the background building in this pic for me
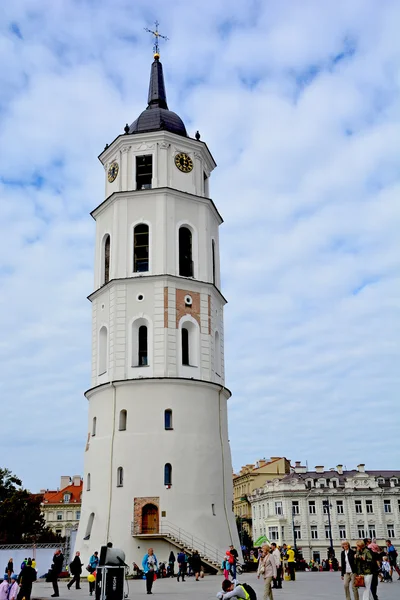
[249,463,400,562]
[41,475,82,537]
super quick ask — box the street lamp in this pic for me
[323,499,334,558]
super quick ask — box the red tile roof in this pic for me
[42,481,83,504]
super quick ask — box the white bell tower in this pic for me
[75,46,239,568]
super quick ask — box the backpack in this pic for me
[240,583,257,600]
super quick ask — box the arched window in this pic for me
[117,467,124,487]
[181,328,189,365]
[133,224,149,272]
[119,409,127,431]
[138,325,148,366]
[164,463,172,486]
[164,409,172,430]
[98,326,108,375]
[103,234,110,284]
[212,239,216,285]
[179,227,193,277]
[92,417,97,437]
[84,512,95,540]
[87,473,91,491]
[215,331,221,375]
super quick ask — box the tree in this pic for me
[0,467,62,543]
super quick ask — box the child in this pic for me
[221,554,232,580]
[8,574,19,600]
[381,556,392,582]
[0,575,9,600]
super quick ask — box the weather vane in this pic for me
[144,20,169,59]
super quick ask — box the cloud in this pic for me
[0,0,399,491]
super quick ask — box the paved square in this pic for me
[31,572,400,600]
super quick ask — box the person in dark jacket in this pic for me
[50,550,64,597]
[6,559,14,578]
[17,560,36,600]
[340,541,359,600]
[190,551,202,581]
[177,551,187,582]
[168,551,176,577]
[67,551,83,590]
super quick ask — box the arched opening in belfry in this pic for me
[103,234,110,284]
[133,223,149,272]
[179,226,193,277]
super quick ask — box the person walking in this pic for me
[341,541,359,600]
[355,540,374,600]
[8,574,19,600]
[49,549,64,597]
[168,551,176,577]
[68,551,83,590]
[190,551,202,581]
[89,551,99,573]
[177,551,187,582]
[270,543,282,589]
[257,544,277,600]
[229,545,239,580]
[6,559,13,579]
[286,545,295,581]
[221,554,231,580]
[386,540,400,579]
[142,548,158,595]
[17,560,36,600]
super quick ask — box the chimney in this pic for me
[60,476,70,490]
[336,465,343,475]
[294,461,307,474]
[295,461,301,467]
[72,475,81,487]
[258,460,267,467]
[357,464,365,473]
[315,466,324,474]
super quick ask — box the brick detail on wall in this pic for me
[164,287,168,328]
[208,295,211,335]
[133,496,160,535]
[176,289,201,328]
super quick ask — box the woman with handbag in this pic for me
[355,540,374,600]
[257,544,277,600]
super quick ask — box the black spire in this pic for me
[147,58,168,110]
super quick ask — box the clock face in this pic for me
[175,152,193,173]
[107,161,119,183]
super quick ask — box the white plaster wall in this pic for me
[75,379,239,567]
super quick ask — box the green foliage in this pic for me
[0,467,62,544]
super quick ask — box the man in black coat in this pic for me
[17,559,36,600]
[68,551,83,590]
[50,550,64,597]
[340,542,359,600]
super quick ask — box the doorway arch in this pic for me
[142,503,159,534]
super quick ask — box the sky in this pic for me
[0,0,399,492]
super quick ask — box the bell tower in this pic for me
[75,40,239,568]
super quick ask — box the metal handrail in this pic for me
[159,520,224,564]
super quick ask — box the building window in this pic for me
[377,477,385,484]
[179,226,193,277]
[133,224,149,272]
[275,501,283,516]
[212,503,216,516]
[57,512,63,521]
[102,234,110,285]
[332,480,337,488]
[368,526,376,539]
[136,155,152,190]
[355,500,362,514]
[358,527,366,538]
[325,526,330,539]
[339,526,346,539]
[56,529,62,535]
[292,501,299,515]
[76,511,81,520]
[384,500,392,513]
[119,409,127,431]
[87,473,91,491]
[268,526,279,540]
[398,499,400,512]
[366,500,373,513]
[182,327,189,365]
[211,239,216,285]
[63,494,71,503]
[387,525,395,538]
[85,512,95,540]
[215,331,221,374]
[323,502,329,514]
[204,171,209,197]
[294,526,301,540]
[164,409,173,430]
[92,417,97,437]
[164,463,172,486]
[117,467,123,487]
[309,501,316,514]
[98,326,108,375]
[306,480,312,489]
[336,500,344,514]
[311,526,318,539]
[138,325,148,365]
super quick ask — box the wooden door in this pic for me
[142,504,159,534]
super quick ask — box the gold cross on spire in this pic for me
[144,21,169,60]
